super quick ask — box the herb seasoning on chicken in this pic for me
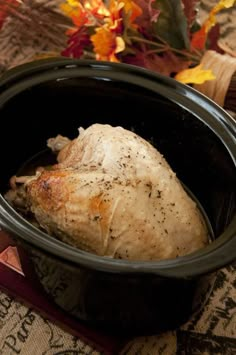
[5,124,208,260]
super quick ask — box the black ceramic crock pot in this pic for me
[0,59,235,335]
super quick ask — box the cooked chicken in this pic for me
[5,124,208,260]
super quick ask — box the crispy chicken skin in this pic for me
[5,124,208,260]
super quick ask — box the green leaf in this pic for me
[153,0,189,49]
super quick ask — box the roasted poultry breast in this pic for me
[5,124,208,260]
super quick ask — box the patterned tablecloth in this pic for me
[0,259,235,354]
[0,1,235,354]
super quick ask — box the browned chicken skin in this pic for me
[5,124,208,260]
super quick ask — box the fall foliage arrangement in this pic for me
[0,0,236,84]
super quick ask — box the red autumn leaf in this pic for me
[148,0,160,22]
[134,0,160,32]
[191,22,222,51]
[124,49,189,76]
[191,25,207,50]
[191,0,236,51]
[61,27,91,58]
[207,23,223,53]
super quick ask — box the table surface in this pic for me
[0,1,235,354]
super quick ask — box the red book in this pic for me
[0,230,124,354]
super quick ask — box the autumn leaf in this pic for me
[207,23,223,52]
[191,0,236,50]
[191,26,207,50]
[62,27,91,58]
[153,0,189,49]
[124,49,190,76]
[181,0,199,30]
[60,1,78,18]
[214,0,236,9]
[148,0,160,22]
[134,0,160,32]
[175,64,215,84]
[122,0,143,26]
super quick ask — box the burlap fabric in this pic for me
[0,265,235,354]
[0,1,235,354]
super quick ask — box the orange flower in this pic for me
[84,0,110,18]
[104,0,142,32]
[105,0,124,31]
[91,26,125,61]
[175,64,215,85]
[191,0,236,50]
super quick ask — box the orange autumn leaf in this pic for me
[204,0,236,33]
[213,0,236,10]
[72,9,88,28]
[61,0,88,28]
[175,65,215,85]
[91,26,125,62]
[65,28,77,36]
[191,26,207,50]
[60,0,80,18]
[191,0,236,50]
[122,0,142,25]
